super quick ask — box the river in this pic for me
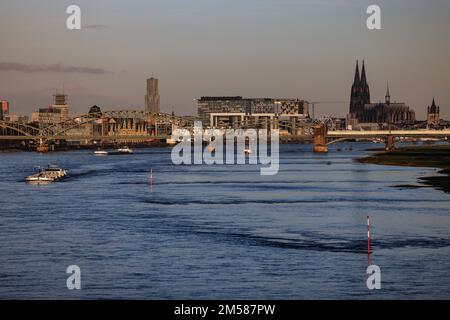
[1,143,450,299]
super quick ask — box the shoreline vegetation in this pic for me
[358,145,450,193]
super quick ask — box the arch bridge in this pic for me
[0,110,193,145]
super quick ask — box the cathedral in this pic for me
[348,60,416,127]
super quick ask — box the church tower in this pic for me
[350,60,361,114]
[385,83,390,105]
[427,98,440,128]
[350,60,371,117]
[360,60,371,106]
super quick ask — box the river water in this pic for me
[1,143,450,299]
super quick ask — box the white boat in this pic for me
[244,148,252,154]
[26,165,68,183]
[117,146,133,154]
[94,150,109,156]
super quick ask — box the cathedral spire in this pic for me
[361,60,367,85]
[385,82,390,105]
[353,60,360,84]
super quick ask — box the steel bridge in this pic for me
[313,122,450,152]
[1,111,318,145]
[0,110,193,144]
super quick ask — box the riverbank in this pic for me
[358,145,450,193]
[0,141,172,152]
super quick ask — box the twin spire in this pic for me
[350,59,371,114]
[354,60,368,85]
[354,60,360,83]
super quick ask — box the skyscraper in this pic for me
[145,77,160,113]
[52,92,69,121]
[1,100,9,120]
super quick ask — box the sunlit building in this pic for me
[52,93,69,121]
[197,96,309,129]
[145,77,160,113]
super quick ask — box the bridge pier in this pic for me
[313,123,328,153]
[385,135,395,151]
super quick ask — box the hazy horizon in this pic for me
[1,0,449,119]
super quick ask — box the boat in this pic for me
[117,146,133,154]
[26,165,68,183]
[244,148,252,154]
[94,150,109,156]
[36,145,49,153]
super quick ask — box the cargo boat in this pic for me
[26,165,68,183]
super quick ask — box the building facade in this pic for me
[3,114,28,123]
[52,93,69,121]
[38,107,62,126]
[197,96,309,128]
[348,60,415,126]
[145,77,160,113]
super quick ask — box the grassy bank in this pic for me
[357,145,450,193]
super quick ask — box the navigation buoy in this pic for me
[367,215,371,265]
[150,169,153,192]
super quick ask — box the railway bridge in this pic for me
[0,110,192,150]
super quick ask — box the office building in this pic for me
[145,77,160,113]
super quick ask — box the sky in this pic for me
[1,0,449,119]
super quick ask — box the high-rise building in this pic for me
[427,98,440,128]
[52,92,69,121]
[145,77,160,113]
[1,100,9,120]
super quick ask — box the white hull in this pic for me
[26,166,68,183]
[94,150,109,156]
[117,147,133,154]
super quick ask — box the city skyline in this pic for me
[2,1,450,303]
[1,0,449,118]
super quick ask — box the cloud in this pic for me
[0,62,112,74]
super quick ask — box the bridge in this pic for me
[313,123,450,152]
[0,110,193,149]
[3,112,449,153]
[0,110,317,149]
